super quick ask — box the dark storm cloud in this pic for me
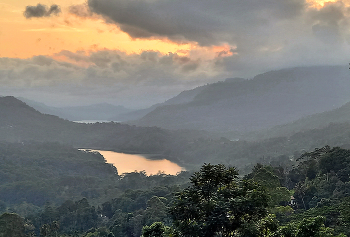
[71,0,350,77]
[24,4,61,19]
[85,0,306,45]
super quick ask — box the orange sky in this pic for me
[0,0,341,59]
[0,0,196,58]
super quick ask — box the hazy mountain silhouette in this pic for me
[113,85,206,121]
[4,96,350,169]
[244,100,350,140]
[19,97,133,121]
[0,96,210,156]
[130,66,350,136]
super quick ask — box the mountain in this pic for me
[130,66,350,136]
[19,97,133,121]
[244,100,350,140]
[112,84,206,121]
[4,96,350,171]
[0,96,211,164]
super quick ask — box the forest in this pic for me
[2,98,350,236]
[1,141,350,236]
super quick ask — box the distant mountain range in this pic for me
[245,100,350,140]
[15,65,350,142]
[18,97,133,121]
[0,96,209,162]
[110,84,206,121]
[128,66,350,137]
[3,95,350,169]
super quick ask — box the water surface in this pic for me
[93,150,185,175]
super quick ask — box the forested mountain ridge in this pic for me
[2,98,350,236]
[131,66,350,135]
[244,101,350,140]
[0,96,211,166]
[3,96,350,171]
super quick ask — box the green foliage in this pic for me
[2,141,350,237]
[0,213,25,237]
[170,163,269,237]
[238,214,279,237]
[276,216,343,237]
[246,164,291,206]
[0,142,119,207]
[291,146,350,210]
[142,222,166,237]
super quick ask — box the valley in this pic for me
[1,65,350,236]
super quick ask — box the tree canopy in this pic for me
[169,163,269,237]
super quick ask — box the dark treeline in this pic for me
[1,143,350,236]
[0,141,192,212]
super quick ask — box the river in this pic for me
[92,150,185,175]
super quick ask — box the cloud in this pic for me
[6,0,350,107]
[308,1,348,44]
[69,4,94,19]
[24,4,61,19]
[0,49,226,107]
[68,0,350,74]
[82,0,306,46]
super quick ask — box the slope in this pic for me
[244,100,350,140]
[132,66,350,135]
[0,96,210,165]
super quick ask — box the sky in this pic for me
[0,0,350,108]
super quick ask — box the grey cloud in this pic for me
[24,4,61,19]
[65,0,350,81]
[0,50,223,107]
[312,24,341,44]
[182,61,200,72]
[310,2,346,25]
[47,5,61,16]
[84,0,306,45]
[308,2,348,44]
[69,4,94,18]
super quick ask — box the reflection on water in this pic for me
[93,150,185,175]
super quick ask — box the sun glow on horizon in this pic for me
[306,0,343,9]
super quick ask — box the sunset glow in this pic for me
[0,0,195,59]
[307,0,342,9]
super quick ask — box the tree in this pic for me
[142,222,166,237]
[247,165,291,206]
[276,216,344,237]
[169,163,269,237]
[0,213,26,237]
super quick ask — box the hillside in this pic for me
[4,96,350,172]
[0,96,210,167]
[131,66,350,136]
[112,84,206,121]
[245,101,350,140]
